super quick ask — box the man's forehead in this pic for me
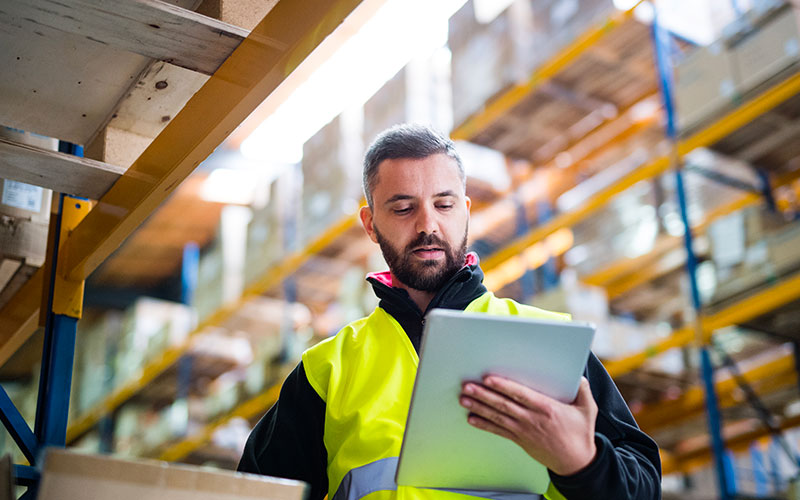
[373,154,462,192]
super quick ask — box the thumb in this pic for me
[573,377,595,408]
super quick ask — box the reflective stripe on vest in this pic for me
[303,291,571,500]
[332,457,543,500]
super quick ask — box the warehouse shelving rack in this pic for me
[0,0,367,495]
[52,0,800,483]
[450,4,800,497]
[62,0,663,461]
[1,2,796,498]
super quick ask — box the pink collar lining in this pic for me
[366,252,479,288]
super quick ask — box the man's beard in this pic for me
[374,224,468,293]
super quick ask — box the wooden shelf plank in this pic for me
[5,0,248,76]
[0,138,125,200]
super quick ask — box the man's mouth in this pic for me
[412,247,445,259]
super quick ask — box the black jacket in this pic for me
[238,261,662,499]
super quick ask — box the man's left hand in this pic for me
[459,375,598,476]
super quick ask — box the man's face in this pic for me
[360,154,471,292]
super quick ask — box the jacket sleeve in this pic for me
[548,353,662,499]
[237,362,328,500]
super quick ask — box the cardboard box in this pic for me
[244,171,291,286]
[449,0,615,127]
[362,52,452,143]
[300,110,363,246]
[37,448,306,500]
[449,0,531,127]
[675,42,738,133]
[0,128,54,268]
[731,5,800,95]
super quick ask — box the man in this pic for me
[239,124,661,499]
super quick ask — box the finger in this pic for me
[466,413,518,442]
[462,383,527,421]
[460,393,520,433]
[482,375,554,414]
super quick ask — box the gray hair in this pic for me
[362,123,465,208]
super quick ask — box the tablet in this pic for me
[395,309,595,493]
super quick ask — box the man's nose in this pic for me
[415,205,438,234]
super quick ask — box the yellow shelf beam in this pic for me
[450,1,645,141]
[605,270,800,378]
[481,71,800,274]
[635,353,797,432]
[664,412,800,475]
[157,383,282,462]
[0,267,44,368]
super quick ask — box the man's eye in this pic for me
[437,204,453,210]
[393,207,411,215]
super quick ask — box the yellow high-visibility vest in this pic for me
[302,292,570,500]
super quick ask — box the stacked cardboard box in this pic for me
[449,0,616,128]
[729,2,800,95]
[300,110,364,246]
[674,42,738,133]
[449,0,534,128]
[114,298,194,385]
[362,51,452,142]
[244,169,294,286]
[709,207,800,305]
[71,312,122,418]
[36,448,306,500]
[676,2,800,133]
[194,240,224,323]
[531,271,679,372]
[0,127,54,299]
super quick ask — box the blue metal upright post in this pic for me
[34,144,85,448]
[755,168,777,213]
[513,195,536,301]
[176,241,199,408]
[652,19,734,499]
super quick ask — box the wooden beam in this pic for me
[0,0,367,377]
[5,0,249,75]
[0,267,43,368]
[0,138,125,200]
[61,0,365,283]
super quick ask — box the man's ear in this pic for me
[465,195,472,213]
[360,205,378,243]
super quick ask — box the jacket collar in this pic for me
[365,252,487,352]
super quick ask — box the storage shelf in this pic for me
[482,71,800,276]
[605,270,800,377]
[450,0,645,143]
[65,211,357,444]
[0,0,369,484]
[155,381,282,463]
